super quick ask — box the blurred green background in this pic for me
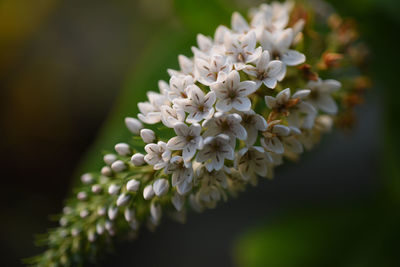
[0,0,399,266]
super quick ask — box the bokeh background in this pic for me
[1,0,399,266]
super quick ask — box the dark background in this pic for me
[0,0,398,266]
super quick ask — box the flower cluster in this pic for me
[30,2,369,266]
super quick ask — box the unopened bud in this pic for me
[125,117,143,134]
[96,223,105,235]
[126,179,140,192]
[108,206,118,220]
[124,208,135,222]
[101,166,112,176]
[143,185,155,200]
[116,193,130,206]
[88,229,96,242]
[71,228,80,237]
[115,143,131,156]
[81,173,93,184]
[131,153,145,166]
[153,179,169,196]
[103,154,117,165]
[140,129,156,143]
[111,160,126,172]
[97,206,106,216]
[150,202,162,223]
[77,192,87,201]
[108,184,120,195]
[91,184,102,194]
[172,192,185,211]
[80,209,89,218]
[59,217,68,227]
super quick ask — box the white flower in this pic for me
[239,110,267,146]
[160,105,185,128]
[243,50,285,89]
[250,2,293,36]
[224,31,262,69]
[144,141,171,170]
[260,28,305,66]
[203,113,247,146]
[167,55,194,77]
[166,156,194,195]
[231,12,250,34]
[306,78,341,114]
[237,146,271,180]
[131,153,145,166]
[211,70,258,112]
[175,85,216,123]
[125,117,143,134]
[114,143,131,156]
[140,129,156,143]
[196,134,234,171]
[167,75,194,101]
[194,54,232,86]
[260,121,290,154]
[167,122,203,161]
[153,178,170,196]
[138,92,170,124]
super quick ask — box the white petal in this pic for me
[273,125,290,136]
[281,50,306,66]
[318,95,338,114]
[231,12,249,33]
[232,97,251,111]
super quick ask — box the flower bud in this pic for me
[131,153,145,166]
[124,208,135,222]
[108,206,118,220]
[59,217,68,227]
[103,154,117,165]
[71,228,80,237]
[153,179,169,196]
[108,184,120,195]
[111,160,126,172]
[97,206,106,216]
[115,143,131,156]
[150,202,162,223]
[77,192,87,201]
[101,166,112,176]
[143,185,155,200]
[88,229,96,242]
[172,192,185,211]
[105,220,113,231]
[126,179,140,192]
[116,193,130,206]
[96,223,105,235]
[125,117,143,134]
[91,184,102,194]
[80,210,89,218]
[81,173,93,184]
[140,129,156,143]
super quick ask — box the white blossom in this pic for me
[167,55,194,77]
[224,31,262,69]
[203,113,247,146]
[194,55,232,86]
[167,122,203,162]
[175,85,216,123]
[196,134,234,171]
[237,146,272,180]
[160,105,185,128]
[144,141,171,170]
[239,110,267,146]
[243,50,285,89]
[138,92,170,124]
[166,156,194,195]
[306,78,341,114]
[261,121,291,154]
[211,70,258,112]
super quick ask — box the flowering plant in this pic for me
[28,1,368,266]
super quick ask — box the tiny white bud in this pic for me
[153,178,169,197]
[96,223,105,235]
[91,184,102,194]
[88,230,96,242]
[97,206,106,216]
[105,220,113,231]
[77,191,87,201]
[124,208,135,222]
[140,129,156,143]
[143,185,155,200]
[81,173,93,184]
[103,154,117,165]
[71,228,80,237]
[150,202,162,223]
[80,209,89,218]
[59,217,68,227]
[63,206,72,215]
[111,160,126,172]
[172,192,185,211]
[108,184,120,195]
[101,166,112,176]
[126,179,140,192]
[131,153,145,166]
[116,193,130,206]
[108,206,118,220]
[115,143,131,156]
[125,117,143,134]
